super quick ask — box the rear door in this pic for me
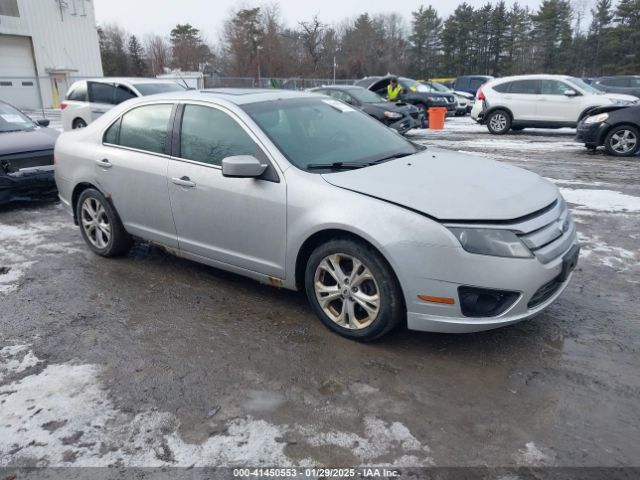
[537,79,582,123]
[167,103,287,278]
[502,80,539,121]
[94,103,178,247]
[88,82,117,122]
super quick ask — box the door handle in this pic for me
[95,158,112,168]
[171,176,196,188]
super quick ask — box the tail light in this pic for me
[476,89,485,101]
[61,102,68,110]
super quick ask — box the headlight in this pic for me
[383,111,403,119]
[584,113,609,124]
[449,228,533,258]
[610,98,632,106]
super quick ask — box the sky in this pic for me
[93,0,545,41]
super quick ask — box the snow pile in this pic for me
[0,346,432,467]
[559,188,640,213]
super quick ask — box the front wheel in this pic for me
[604,126,639,157]
[486,110,511,135]
[305,239,404,341]
[76,188,131,257]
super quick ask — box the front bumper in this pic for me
[0,166,57,204]
[388,112,424,134]
[576,121,608,147]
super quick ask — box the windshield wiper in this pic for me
[369,152,414,164]
[306,162,367,171]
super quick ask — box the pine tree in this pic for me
[128,35,146,76]
[613,0,640,73]
[408,6,442,79]
[531,0,573,73]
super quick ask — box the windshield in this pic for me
[432,82,452,93]
[566,77,601,95]
[400,78,430,93]
[348,88,385,104]
[134,82,186,96]
[0,102,35,133]
[242,98,418,170]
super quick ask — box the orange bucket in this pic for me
[428,107,447,130]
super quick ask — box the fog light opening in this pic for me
[458,287,519,318]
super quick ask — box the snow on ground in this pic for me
[578,233,639,271]
[559,188,640,213]
[515,442,551,466]
[0,346,434,467]
[0,215,81,294]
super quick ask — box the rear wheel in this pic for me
[72,118,87,129]
[604,125,639,157]
[486,110,511,135]
[76,188,131,257]
[305,239,404,341]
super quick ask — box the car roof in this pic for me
[312,85,366,91]
[127,88,325,106]
[74,77,181,86]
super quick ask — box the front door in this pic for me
[95,103,178,247]
[538,79,583,123]
[167,103,287,278]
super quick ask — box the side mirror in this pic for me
[222,155,267,178]
[36,119,50,127]
[564,89,579,97]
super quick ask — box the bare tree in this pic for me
[299,15,325,75]
[145,34,171,75]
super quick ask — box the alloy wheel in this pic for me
[81,197,111,249]
[610,129,637,154]
[314,253,380,330]
[489,113,507,132]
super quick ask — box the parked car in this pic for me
[309,86,423,134]
[420,81,475,115]
[593,76,640,99]
[576,105,640,157]
[61,78,186,131]
[55,89,579,341]
[0,101,59,204]
[452,75,493,96]
[471,74,640,134]
[354,76,456,117]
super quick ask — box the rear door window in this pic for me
[508,80,539,94]
[89,82,116,104]
[116,104,173,154]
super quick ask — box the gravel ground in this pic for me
[1,116,639,469]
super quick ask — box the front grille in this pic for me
[528,276,563,308]
[517,200,576,263]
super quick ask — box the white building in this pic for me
[0,0,103,109]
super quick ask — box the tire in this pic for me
[304,239,404,341]
[486,110,511,135]
[76,188,131,257]
[72,118,87,129]
[604,125,640,157]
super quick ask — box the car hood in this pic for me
[0,128,59,156]
[321,149,559,221]
[602,93,639,102]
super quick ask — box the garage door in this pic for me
[0,35,40,109]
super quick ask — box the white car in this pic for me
[61,78,186,131]
[471,74,639,134]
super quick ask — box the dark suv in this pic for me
[593,76,640,99]
[452,75,493,96]
[354,76,455,116]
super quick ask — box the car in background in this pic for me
[576,105,640,157]
[0,101,59,204]
[309,86,423,134]
[420,81,475,115]
[593,76,640,99]
[471,74,640,134]
[55,89,579,341]
[354,76,455,117]
[452,75,493,96]
[61,78,186,131]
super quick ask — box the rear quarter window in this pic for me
[493,82,511,93]
[67,83,88,101]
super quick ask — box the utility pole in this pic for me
[333,56,337,85]
[257,45,263,88]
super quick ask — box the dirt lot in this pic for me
[1,117,639,469]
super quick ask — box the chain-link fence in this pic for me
[205,77,359,90]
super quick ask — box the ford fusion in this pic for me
[54,89,579,341]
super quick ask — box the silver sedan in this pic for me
[54,89,579,341]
